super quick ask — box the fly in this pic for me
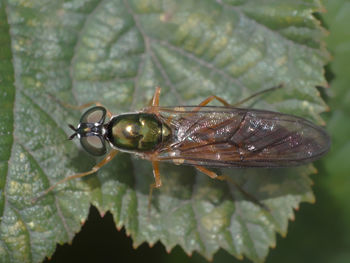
[36,86,331,208]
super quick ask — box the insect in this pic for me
[38,86,330,207]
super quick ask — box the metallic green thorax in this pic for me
[107,113,171,151]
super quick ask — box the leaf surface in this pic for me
[0,0,328,262]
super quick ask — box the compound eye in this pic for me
[80,136,107,156]
[80,106,106,124]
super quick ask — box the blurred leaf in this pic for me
[322,0,350,249]
[0,0,329,263]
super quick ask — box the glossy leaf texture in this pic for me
[0,0,329,263]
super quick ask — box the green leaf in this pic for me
[322,0,350,250]
[0,0,328,263]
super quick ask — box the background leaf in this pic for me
[0,0,329,263]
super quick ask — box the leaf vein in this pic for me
[217,1,323,53]
[154,38,246,89]
[17,143,73,240]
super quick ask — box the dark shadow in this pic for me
[43,205,166,263]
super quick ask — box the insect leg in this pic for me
[195,165,220,179]
[231,84,283,107]
[145,87,162,115]
[148,160,162,212]
[33,149,118,203]
[192,84,283,110]
[195,166,269,211]
[183,95,231,117]
[151,87,161,107]
[192,95,231,111]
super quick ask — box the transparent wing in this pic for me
[154,106,330,167]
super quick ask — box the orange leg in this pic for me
[193,84,284,110]
[190,95,231,114]
[148,160,162,212]
[145,87,162,115]
[151,87,161,107]
[195,165,220,179]
[197,95,231,107]
[33,149,118,203]
[231,84,284,107]
[149,86,231,110]
[145,85,280,115]
[146,91,232,123]
[195,166,269,211]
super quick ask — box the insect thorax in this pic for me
[106,113,171,151]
